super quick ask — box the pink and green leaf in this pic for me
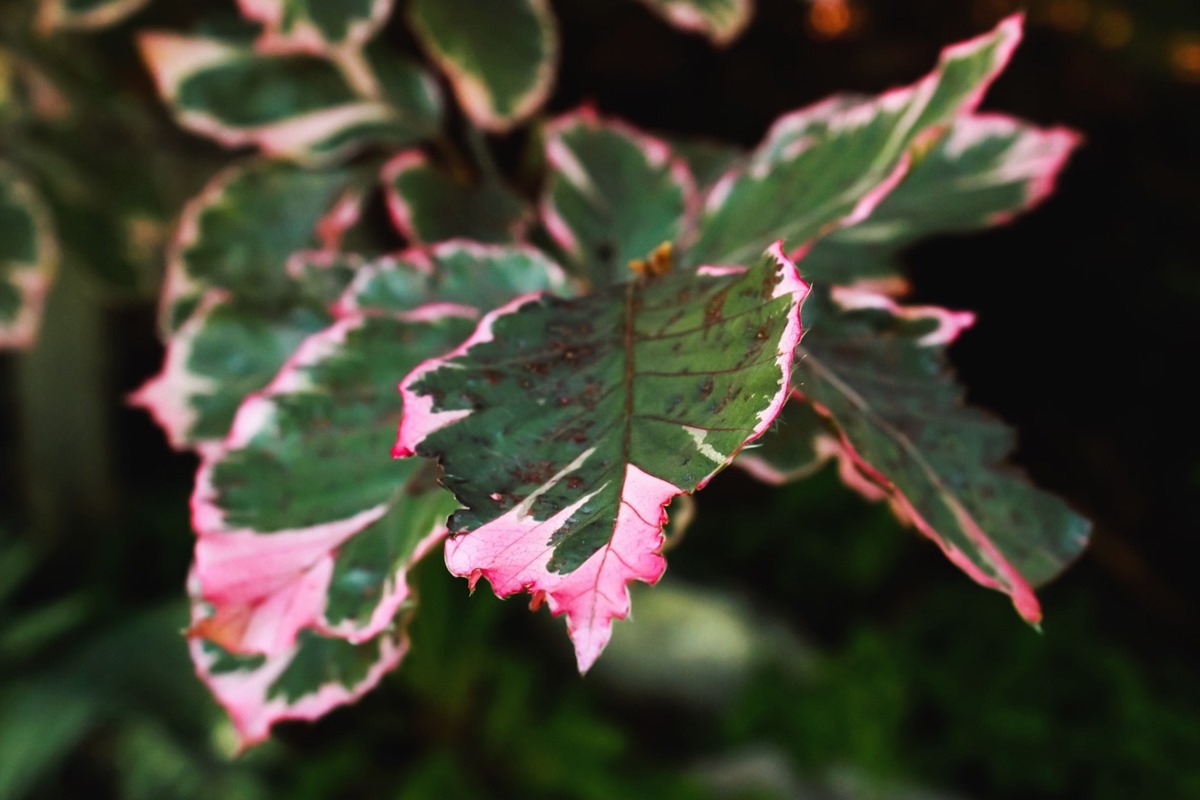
[238,0,393,53]
[540,110,698,285]
[0,163,58,350]
[159,160,357,334]
[130,292,333,452]
[191,617,408,750]
[685,14,1024,268]
[769,287,1090,620]
[408,0,558,132]
[383,151,532,246]
[36,0,153,32]
[189,245,571,656]
[394,243,808,671]
[799,113,1081,288]
[635,0,753,46]
[138,32,437,161]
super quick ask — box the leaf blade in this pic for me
[395,243,809,670]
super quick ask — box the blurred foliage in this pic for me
[2,0,1199,798]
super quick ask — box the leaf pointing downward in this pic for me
[394,243,808,671]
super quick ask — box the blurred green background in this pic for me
[2,0,1198,798]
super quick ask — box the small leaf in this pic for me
[159,159,355,334]
[408,0,558,131]
[383,151,532,245]
[0,162,58,350]
[36,0,153,32]
[190,246,570,655]
[774,287,1090,620]
[130,291,332,452]
[191,622,407,749]
[394,243,809,671]
[541,109,698,286]
[237,0,393,53]
[686,14,1025,268]
[138,32,435,161]
[635,0,753,46]
[799,113,1082,288]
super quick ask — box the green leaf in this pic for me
[541,110,698,286]
[192,624,407,749]
[158,160,355,333]
[409,0,558,131]
[798,113,1081,288]
[774,287,1090,620]
[139,32,437,161]
[0,162,58,349]
[35,0,153,32]
[237,0,393,52]
[188,245,569,659]
[685,15,1024,268]
[383,151,532,245]
[394,244,809,671]
[635,0,753,45]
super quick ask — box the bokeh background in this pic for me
[2,0,1198,797]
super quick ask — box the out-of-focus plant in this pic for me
[9,0,1090,749]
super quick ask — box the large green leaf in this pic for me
[0,162,57,349]
[798,112,1081,288]
[394,244,808,670]
[540,109,697,286]
[408,0,558,131]
[139,31,438,161]
[383,151,532,245]
[768,287,1090,620]
[685,15,1024,268]
[635,0,753,45]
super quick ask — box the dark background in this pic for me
[1,0,1198,798]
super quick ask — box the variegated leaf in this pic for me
[774,287,1090,621]
[36,0,153,32]
[799,113,1081,289]
[685,14,1024,268]
[238,0,393,53]
[139,32,438,161]
[191,616,407,749]
[394,243,808,671]
[408,0,557,132]
[541,109,697,286]
[0,162,58,349]
[635,0,753,46]
[131,290,333,453]
[158,160,357,334]
[190,245,571,657]
[383,151,532,246]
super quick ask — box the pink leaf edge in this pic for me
[394,242,809,671]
